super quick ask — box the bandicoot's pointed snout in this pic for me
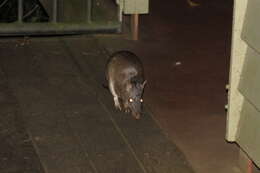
[132,112,141,119]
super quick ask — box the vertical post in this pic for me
[52,0,58,23]
[131,14,139,40]
[18,0,23,22]
[87,0,92,23]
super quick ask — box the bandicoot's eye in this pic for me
[140,99,143,103]
[129,98,134,103]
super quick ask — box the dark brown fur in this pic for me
[106,51,146,119]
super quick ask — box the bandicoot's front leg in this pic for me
[113,96,122,110]
[123,101,130,113]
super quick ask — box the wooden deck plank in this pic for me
[0,37,194,173]
[64,37,194,173]
[0,40,96,173]
[0,62,44,173]
[1,38,145,173]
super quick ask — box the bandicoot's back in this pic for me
[106,51,146,119]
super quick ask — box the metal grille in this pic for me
[0,0,49,23]
[0,0,120,36]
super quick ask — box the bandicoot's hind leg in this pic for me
[109,80,122,110]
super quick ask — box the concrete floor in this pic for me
[99,0,241,173]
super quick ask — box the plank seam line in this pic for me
[99,100,148,173]
[0,65,48,173]
[61,38,148,173]
[63,114,100,173]
[59,38,100,173]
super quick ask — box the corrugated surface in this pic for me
[235,0,260,167]
[239,47,260,110]
[242,0,260,53]
[236,100,260,166]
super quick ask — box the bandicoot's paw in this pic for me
[114,102,122,110]
[124,108,130,113]
[114,96,122,110]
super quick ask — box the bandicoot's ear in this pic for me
[142,80,147,88]
[126,83,132,92]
